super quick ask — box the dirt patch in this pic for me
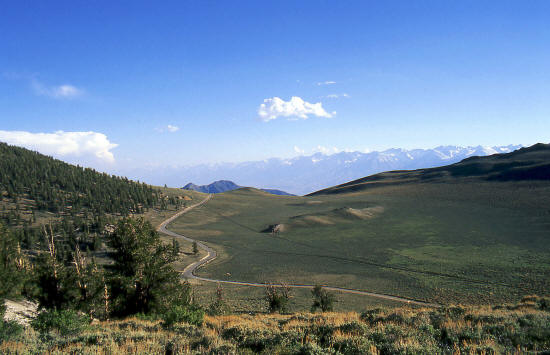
[340,206,384,220]
[305,200,323,205]
[291,215,335,226]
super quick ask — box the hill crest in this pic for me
[182,180,294,196]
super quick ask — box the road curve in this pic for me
[157,194,440,307]
[157,194,217,279]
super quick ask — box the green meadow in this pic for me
[168,181,550,309]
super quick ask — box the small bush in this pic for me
[31,308,90,337]
[265,284,291,314]
[162,304,204,327]
[134,312,160,322]
[337,321,368,336]
[333,337,375,354]
[298,342,337,355]
[536,297,550,311]
[310,285,335,313]
[360,308,384,324]
[0,319,24,343]
[207,285,231,316]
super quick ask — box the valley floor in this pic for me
[166,182,550,309]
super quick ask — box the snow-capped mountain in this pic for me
[122,145,523,195]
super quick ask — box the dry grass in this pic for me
[2,297,549,354]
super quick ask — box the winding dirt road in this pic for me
[157,194,439,307]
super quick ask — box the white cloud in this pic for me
[293,146,305,155]
[293,145,357,156]
[32,80,83,99]
[166,125,179,132]
[258,96,334,122]
[156,124,180,133]
[0,130,117,164]
[313,145,340,155]
[317,81,336,86]
[324,93,349,99]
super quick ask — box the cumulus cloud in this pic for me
[324,93,349,99]
[258,96,334,122]
[32,80,83,99]
[0,130,117,163]
[317,81,336,86]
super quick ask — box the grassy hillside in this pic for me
[168,144,550,308]
[3,296,549,354]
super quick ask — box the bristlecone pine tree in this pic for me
[107,217,192,317]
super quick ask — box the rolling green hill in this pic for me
[169,143,550,309]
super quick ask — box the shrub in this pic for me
[333,337,375,354]
[536,297,550,311]
[162,304,204,327]
[0,319,23,343]
[134,312,160,322]
[360,308,384,324]
[310,285,335,313]
[207,285,231,316]
[337,321,368,336]
[265,284,291,314]
[31,309,90,337]
[298,342,337,355]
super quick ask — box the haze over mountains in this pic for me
[124,145,523,195]
[311,143,550,195]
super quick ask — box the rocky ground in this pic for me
[3,299,38,326]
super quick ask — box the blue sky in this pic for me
[0,1,549,172]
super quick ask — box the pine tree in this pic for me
[0,223,28,303]
[107,217,186,316]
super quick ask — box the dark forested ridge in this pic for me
[0,142,159,222]
[0,143,201,334]
[0,142,188,253]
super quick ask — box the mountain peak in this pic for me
[182,180,241,193]
[182,180,294,196]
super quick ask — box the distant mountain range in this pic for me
[120,144,523,195]
[311,143,550,195]
[182,180,294,195]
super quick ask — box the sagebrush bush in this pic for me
[207,285,231,316]
[2,297,550,354]
[162,305,204,327]
[31,309,90,337]
[0,318,23,343]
